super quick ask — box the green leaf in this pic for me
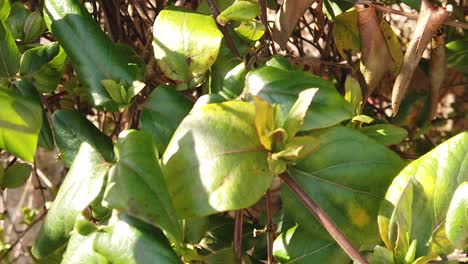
[273,225,349,263]
[5,2,29,39]
[140,85,193,154]
[265,55,293,71]
[234,21,265,41]
[253,96,275,151]
[23,11,46,42]
[446,38,468,73]
[378,132,468,256]
[0,19,20,77]
[245,65,353,130]
[359,124,407,146]
[162,101,273,218]
[32,143,109,258]
[0,0,10,21]
[205,248,237,264]
[344,76,362,115]
[445,182,468,249]
[351,114,374,124]
[52,109,114,166]
[1,163,32,189]
[93,214,181,264]
[103,130,182,241]
[333,9,360,59]
[284,126,405,247]
[152,7,223,83]
[370,245,394,264]
[217,0,260,26]
[218,62,246,99]
[19,42,66,93]
[44,0,143,108]
[15,79,54,150]
[283,88,318,139]
[100,79,125,104]
[0,89,42,161]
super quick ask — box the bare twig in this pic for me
[234,210,244,263]
[279,172,369,264]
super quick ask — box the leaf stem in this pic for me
[234,209,244,263]
[266,189,276,263]
[206,0,242,58]
[279,172,369,264]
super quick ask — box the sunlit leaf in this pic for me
[0,19,20,77]
[359,124,407,146]
[445,182,468,249]
[217,0,259,26]
[0,0,10,21]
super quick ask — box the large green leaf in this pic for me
[152,7,223,83]
[245,65,353,130]
[0,0,10,21]
[32,143,109,258]
[19,42,66,93]
[139,85,193,154]
[162,101,273,218]
[1,162,32,189]
[378,132,468,256]
[52,109,114,166]
[44,0,143,108]
[0,89,42,161]
[273,225,349,263]
[103,130,182,241]
[0,19,20,77]
[284,126,405,248]
[93,214,181,264]
[359,124,408,146]
[445,182,468,249]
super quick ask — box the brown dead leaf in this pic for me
[272,0,316,50]
[391,0,450,115]
[428,30,446,120]
[356,4,393,98]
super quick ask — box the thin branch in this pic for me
[206,0,241,58]
[279,172,369,264]
[234,209,244,263]
[266,190,276,264]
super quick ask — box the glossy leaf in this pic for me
[359,124,407,146]
[378,132,468,256]
[217,0,259,26]
[93,214,181,264]
[0,0,10,21]
[103,130,182,240]
[19,42,66,93]
[273,225,349,263]
[1,162,32,189]
[32,143,109,258]
[445,182,468,249]
[245,65,353,130]
[5,2,29,39]
[446,38,468,73]
[52,109,114,166]
[0,89,42,162]
[140,85,192,154]
[162,101,273,218]
[234,20,265,42]
[15,79,55,150]
[153,7,223,83]
[23,11,46,42]
[44,0,143,108]
[283,88,318,139]
[284,126,405,247]
[0,19,20,77]
[218,62,246,99]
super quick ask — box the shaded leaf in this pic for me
[5,2,29,39]
[445,182,468,249]
[19,42,66,93]
[284,126,405,247]
[272,0,316,49]
[0,19,20,77]
[245,65,353,130]
[23,11,46,42]
[162,101,273,218]
[378,132,468,256]
[1,162,32,189]
[52,109,114,166]
[370,245,394,264]
[446,38,468,73]
[93,214,181,264]
[359,124,407,146]
[44,0,143,108]
[103,130,182,241]
[217,0,259,26]
[153,7,223,83]
[391,0,450,114]
[273,225,349,263]
[140,85,193,154]
[32,143,109,258]
[0,89,42,162]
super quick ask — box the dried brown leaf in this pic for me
[391,0,450,115]
[356,4,393,98]
[428,31,446,120]
[272,0,316,50]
